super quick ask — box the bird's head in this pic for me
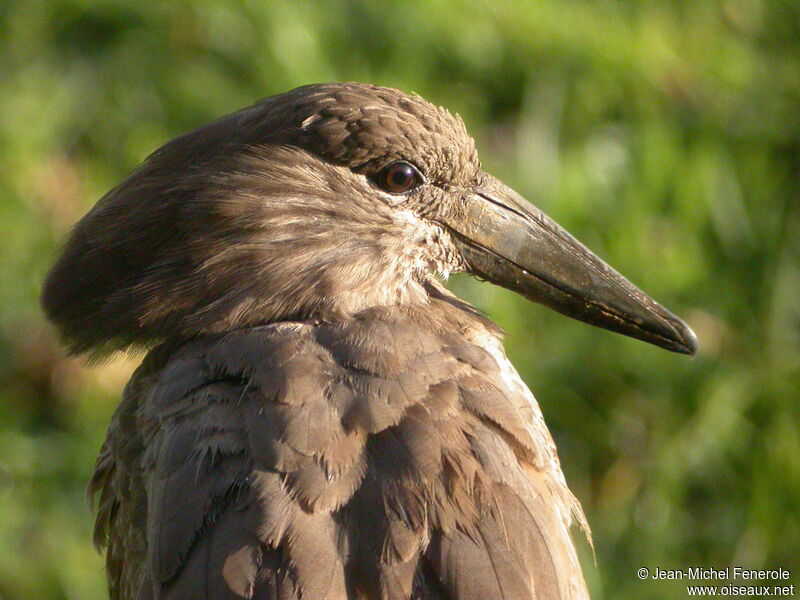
[42,83,696,357]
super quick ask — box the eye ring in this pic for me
[376,161,424,194]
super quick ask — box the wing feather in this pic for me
[90,303,589,600]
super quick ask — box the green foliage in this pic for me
[1,1,798,598]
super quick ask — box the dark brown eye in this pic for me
[377,161,423,194]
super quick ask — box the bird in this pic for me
[42,82,697,600]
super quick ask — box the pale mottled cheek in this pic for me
[391,210,464,280]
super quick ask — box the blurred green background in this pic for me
[1,1,798,598]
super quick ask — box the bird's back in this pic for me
[91,288,589,600]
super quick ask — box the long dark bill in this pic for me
[446,174,697,355]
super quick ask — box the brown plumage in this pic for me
[43,83,696,600]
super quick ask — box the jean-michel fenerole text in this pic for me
[651,567,791,581]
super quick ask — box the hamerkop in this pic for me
[42,83,697,600]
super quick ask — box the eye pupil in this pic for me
[379,161,421,194]
[392,167,410,185]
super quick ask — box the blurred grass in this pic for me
[1,1,798,598]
